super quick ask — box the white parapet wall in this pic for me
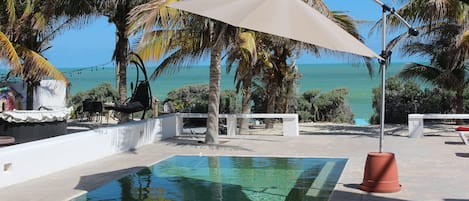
[171,113,299,136]
[0,118,176,188]
[0,113,298,188]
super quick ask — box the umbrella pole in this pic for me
[360,2,400,193]
[379,8,387,153]
[374,0,419,153]
[361,0,418,193]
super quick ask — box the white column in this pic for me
[226,115,237,136]
[283,115,299,136]
[176,114,183,136]
[408,114,424,138]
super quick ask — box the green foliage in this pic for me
[253,87,354,123]
[297,110,313,122]
[220,90,240,114]
[302,89,320,101]
[371,77,421,124]
[165,84,240,126]
[167,85,353,124]
[370,77,459,124]
[166,84,209,113]
[165,84,240,114]
[311,88,354,123]
[69,83,118,109]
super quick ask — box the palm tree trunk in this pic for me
[265,86,276,129]
[205,40,222,144]
[239,77,252,134]
[283,84,291,113]
[26,83,34,110]
[115,20,129,122]
[205,22,228,144]
[456,89,464,125]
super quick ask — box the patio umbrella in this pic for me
[168,0,382,59]
[168,0,400,193]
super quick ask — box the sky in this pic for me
[43,0,416,68]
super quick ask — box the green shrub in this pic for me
[220,90,240,114]
[165,84,240,126]
[69,83,118,105]
[297,110,313,122]
[253,87,353,123]
[68,83,118,119]
[167,85,353,124]
[165,84,240,114]
[370,76,461,124]
[311,88,354,123]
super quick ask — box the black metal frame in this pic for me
[109,53,153,120]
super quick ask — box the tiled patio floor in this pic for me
[0,123,468,201]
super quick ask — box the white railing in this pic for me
[170,113,299,137]
[0,113,298,188]
[408,114,469,138]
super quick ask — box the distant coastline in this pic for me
[1,62,410,119]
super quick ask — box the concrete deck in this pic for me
[0,123,468,201]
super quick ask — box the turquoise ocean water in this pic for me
[58,63,406,120]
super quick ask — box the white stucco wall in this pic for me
[0,117,176,188]
[33,80,67,110]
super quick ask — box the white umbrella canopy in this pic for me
[168,0,382,59]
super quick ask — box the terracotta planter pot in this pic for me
[360,152,401,193]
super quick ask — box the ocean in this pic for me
[59,63,407,120]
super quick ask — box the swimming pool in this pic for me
[74,155,347,201]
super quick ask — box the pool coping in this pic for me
[70,154,349,201]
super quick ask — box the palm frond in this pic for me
[0,32,22,72]
[225,47,241,74]
[6,0,17,25]
[303,0,332,18]
[237,31,257,66]
[15,46,69,84]
[401,42,434,57]
[388,0,466,30]
[20,0,33,20]
[332,11,361,40]
[398,63,442,83]
[135,29,175,61]
[462,30,469,45]
[55,0,97,17]
[128,0,181,35]
[149,47,207,80]
[33,12,46,31]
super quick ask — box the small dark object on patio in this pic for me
[82,100,103,122]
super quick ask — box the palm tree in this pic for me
[398,24,469,116]
[0,0,79,109]
[94,0,150,121]
[225,6,369,130]
[459,0,469,47]
[129,0,238,144]
[226,31,260,134]
[253,10,369,129]
[129,0,371,142]
[383,0,469,117]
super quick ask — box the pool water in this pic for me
[75,156,347,201]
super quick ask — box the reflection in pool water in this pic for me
[79,156,347,201]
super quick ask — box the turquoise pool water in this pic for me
[75,156,347,201]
